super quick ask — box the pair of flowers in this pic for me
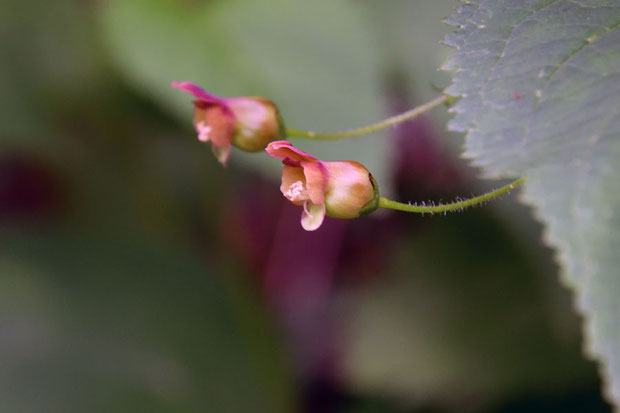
[173,81,379,231]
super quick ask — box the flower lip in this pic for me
[172,81,235,118]
[171,81,222,104]
[265,140,318,164]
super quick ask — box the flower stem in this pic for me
[286,94,448,140]
[378,178,525,214]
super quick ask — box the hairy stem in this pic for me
[378,178,525,214]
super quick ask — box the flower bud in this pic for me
[266,140,379,231]
[323,161,378,219]
[226,97,284,152]
[172,81,284,165]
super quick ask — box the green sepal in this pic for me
[359,174,380,216]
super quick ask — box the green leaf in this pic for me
[98,0,389,188]
[442,0,620,407]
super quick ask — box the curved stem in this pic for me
[378,178,524,214]
[286,94,448,140]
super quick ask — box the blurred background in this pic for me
[0,0,612,412]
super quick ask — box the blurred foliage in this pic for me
[341,207,597,405]
[0,230,293,413]
[0,0,612,412]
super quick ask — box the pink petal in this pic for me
[203,105,236,147]
[301,161,327,205]
[212,145,231,167]
[171,81,222,104]
[301,202,326,231]
[266,141,318,163]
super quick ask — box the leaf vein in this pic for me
[535,18,620,107]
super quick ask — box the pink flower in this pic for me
[172,81,284,166]
[266,141,378,231]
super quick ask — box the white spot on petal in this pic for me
[284,181,306,202]
[196,121,211,142]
